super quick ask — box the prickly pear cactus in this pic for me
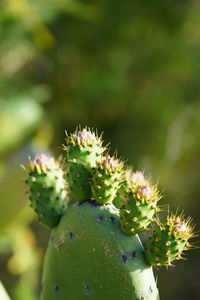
[27,155,67,228]
[42,202,159,299]
[25,127,195,300]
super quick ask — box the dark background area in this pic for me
[0,1,200,299]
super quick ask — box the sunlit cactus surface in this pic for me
[25,127,195,300]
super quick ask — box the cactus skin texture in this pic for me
[64,128,105,201]
[145,215,194,266]
[115,170,160,235]
[25,127,196,300]
[119,183,160,235]
[27,155,67,228]
[42,202,159,300]
[113,170,149,209]
[90,156,124,204]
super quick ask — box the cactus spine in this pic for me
[25,127,195,300]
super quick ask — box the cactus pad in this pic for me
[90,156,124,204]
[27,155,67,228]
[145,214,194,266]
[64,128,105,201]
[118,178,160,235]
[41,202,159,300]
[114,170,149,209]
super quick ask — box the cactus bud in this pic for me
[90,156,124,204]
[64,127,105,167]
[126,169,147,187]
[64,127,106,202]
[135,185,154,200]
[145,214,195,266]
[119,178,160,235]
[26,155,67,228]
[114,169,148,209]
[77,128,96,144]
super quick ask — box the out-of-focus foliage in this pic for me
[1,0,200,299]
[0,99,43,156]
[0,208,43,300]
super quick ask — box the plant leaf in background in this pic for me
[0,98,43,156]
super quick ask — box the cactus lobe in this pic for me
[90,156,124,204]
[145,215,194,266]
[118,175,160,235]
[27,155,67,228]
[41,202,159,300]
[64,128,105,201]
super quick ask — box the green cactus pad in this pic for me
[41,202,159,300]
[145,215,194,266]
[27,155,67,228]
[90,156,124,204]
[66,161,92,201]
[114,170,148,209]
[64,128,105,201]
[119,180,160,235]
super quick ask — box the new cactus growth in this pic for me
[27,154,67,228]
[64,128,105,201]
[145,214,194,266]
[113,169,148,209]
[90,156,124,204]
[119,180,160,235]
[114,169,160,235]
[25,127,196,300]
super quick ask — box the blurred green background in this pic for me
[0,0,200,299]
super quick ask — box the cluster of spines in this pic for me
[90,156,124,204]
[115,170,161,235]
[27,154,67,228]
[64,127,105,166]
[145,214,195,266]
[113,170,149,209]
[64,128,106,201]
[65,127,103,149]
